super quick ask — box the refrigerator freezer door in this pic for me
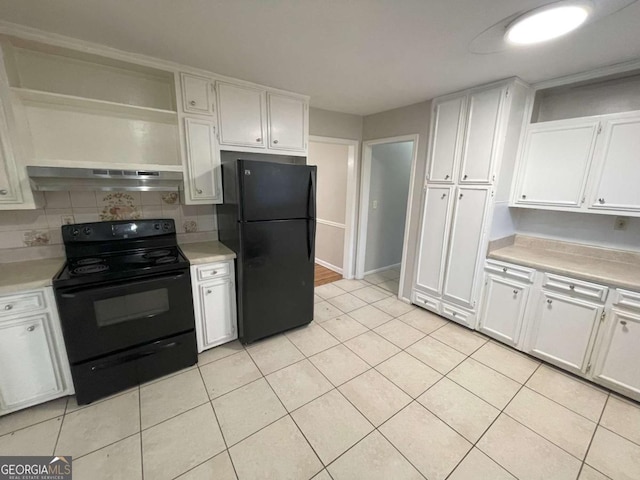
[238,219,314,343]
[238,160,316,221]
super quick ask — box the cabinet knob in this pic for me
[196,188,203,194]
[547,299,553,304]
[569,285,575,290]
[441,193,446,199]
[513,290,518,295]
[4,304,13,310]
[273,139,279,144]
[598,198,605,204]
[207,289,212,294]
[452,312,457,316]
[502,267,507,273]
[463,174,468,180]
[27,325,35,332]
[459,193,464,199]
[0,189,7,195]
[212,270,218,275]
[521,194,527,199]
[189,100,196,106]
[256,138,262,142]
[444,174,450,180]
[620,320,628,326]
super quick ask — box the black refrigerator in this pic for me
[217,155,316,344]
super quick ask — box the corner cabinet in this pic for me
[183,118,222,204]
[191,260,238,352]
[0,287,73,415]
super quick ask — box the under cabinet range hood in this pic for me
[27,166,184,192]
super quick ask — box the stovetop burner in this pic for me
[75,257,104,266]
[155,256,177,265]
[144,249,172,259]
[73,264,110,275]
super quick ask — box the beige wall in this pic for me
[362,100,432,299]
[308,140,350,271]
[309,107,363,140]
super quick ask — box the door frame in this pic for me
[356,134,419,299]
[308,135,360,279]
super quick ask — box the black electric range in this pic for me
[53,219,197,405]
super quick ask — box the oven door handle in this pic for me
[90,341,180,371]
[59,271,187,297]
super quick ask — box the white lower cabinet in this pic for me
[591,308,640,401]
[0,288,73,415]
[524,290,602,376]
[191,260,237,352]
[478,273,531,347]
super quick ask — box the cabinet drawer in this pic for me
[485,260,535,283]
[441,303,474,327]
[195,262,231,281]
[614,289,640,312]
[542,273,608,302]
[0,290,46,318]
[412,291,440,313]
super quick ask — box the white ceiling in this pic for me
[0,0,639,115]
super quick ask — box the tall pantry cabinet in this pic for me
[412,78,529,328]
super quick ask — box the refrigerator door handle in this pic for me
[309,170,317,219]
[307,218,316,262]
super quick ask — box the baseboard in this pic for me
[363,262,401,276]
[315,258,343,274]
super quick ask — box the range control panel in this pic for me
[62,219,176,242]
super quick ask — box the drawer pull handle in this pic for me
[502,267,507,273]
[27,325,35,332]
[463,174,468,180]
[0,189,7,195]
[547,299,553,304]
[273,139,279,144]
[444,174,450,180]
[452,312,457,316]
[256,138,262,143]
[441,193,446,199]
[189,100,197,106]
[196,188,203,194]
[4,304,13,310]
[513,290,518,295]
[212,270,218,275]
[620,320,627,326]
[569,285,575,290]
[207,289,212,294]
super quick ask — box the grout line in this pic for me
[578,393,611,479]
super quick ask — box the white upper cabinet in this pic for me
[514,119,599,207]
[216,81,266,148]
[0,119,20,205]
[442,186,490,309]
[183,118,221,204]
[524,290,602,375]
[459,86,504,184]
[427,95,465,183]
[592,308,640,400]
[267,93,307,152]
[588,113,640,213]
[414,186,454,296]
[181,73,214,115]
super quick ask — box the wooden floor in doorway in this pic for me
[315,264,342,287]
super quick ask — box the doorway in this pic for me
[307,136,360,280]
[356,135,418,296]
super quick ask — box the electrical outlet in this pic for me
[372,200,378,210]
[61,214,75,225]
[614,216,628,231]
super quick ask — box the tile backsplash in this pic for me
[0,190,217,256]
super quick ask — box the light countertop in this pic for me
[0,257,65,295]
[489,236,640,291]
[180,241,236,265]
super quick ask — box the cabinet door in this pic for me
[515,119,599,207]
[478,274,530,347]
[0,313,64,410]
[525,291,601,375]
[0,95,20,204]
[592,309,640,399]
[589,114,640,212]
[216,81,266,148]
[268,93,306,152]
[181,73,213,115]
[184,118,221,203]
[459,86,504,184]
[427,95,466,183]
[414,186,454,297]
[199,278,237,350]
[442,186,490,309]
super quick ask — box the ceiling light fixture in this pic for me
[505,4,591,45]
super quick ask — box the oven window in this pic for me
[94,288,170,327]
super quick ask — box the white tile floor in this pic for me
[1,268,640,479]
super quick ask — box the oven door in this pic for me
[55,269,195,363]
